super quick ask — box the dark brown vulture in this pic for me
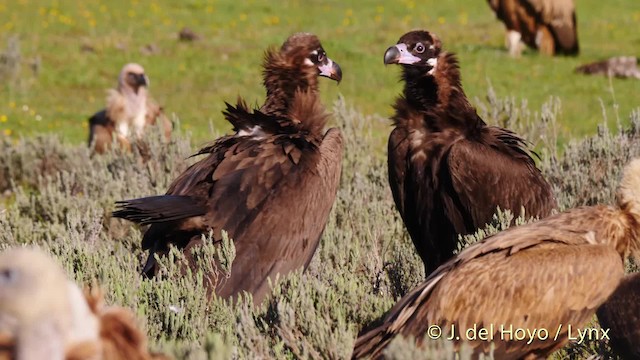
[353,158,640,359]
[383,30,556,276]
[88,63,172,154]
[0,247,166,360]
[575,56,640,79]
[487,0,579,56]
[596,272,640,359]
[112,33,343,304]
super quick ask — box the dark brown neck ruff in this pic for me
[402,52,484,131]
[260,48,319,118]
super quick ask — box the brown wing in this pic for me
[120,125,342,302]
[596,272,640,359]
[524,0,579,54]
[353,206,626,359]
[387,127,409,221]
[214,128,343,301]
[444,127,556,234]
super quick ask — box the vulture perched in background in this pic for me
[113,33,343,304]
[575,56,640,79]
[487,0,579,57]
[88,63,172,154]
[596,272,640,359]
[383,30,556,276]
[353,158,640,359]
[0,247,166,360]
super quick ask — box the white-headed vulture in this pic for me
[596,272,640,359]
[575,56,640,79]
[487,0,579,57]
[112,33,343,304]
[88,63,172,154]
[353,158,640,359]
[383,30,556,276]
[0,247,166,360]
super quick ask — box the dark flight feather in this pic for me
[112,196,207,225]
[597,272,640,359]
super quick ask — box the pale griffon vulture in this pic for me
[88,63,171,154]
[353,158,640,359]
[0,247,166,360]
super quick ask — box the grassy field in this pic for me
[0,0,639,145]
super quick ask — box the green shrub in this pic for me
[1,95,638,359]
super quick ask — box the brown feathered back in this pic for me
[353,158,640,359]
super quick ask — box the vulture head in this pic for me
[0,247,99,358]
[280,32,342,83]
[384,30,442,78]
[261,32,342,115]
[118,63,149,95]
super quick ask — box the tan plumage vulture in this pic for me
[88,63,172,154]
[575,56,640,79]
[352,158,640,359]
[487,0,579,57]
[383,30,556,277]
[0,247,166,360]
[596,272,640,359]
[113,33,343,304]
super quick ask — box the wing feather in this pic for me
[354,206,626,359]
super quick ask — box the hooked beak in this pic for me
[135,74,148,87]
[318,58,342,83]
[384,44,422,65]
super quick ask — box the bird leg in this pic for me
[506,30,524,58]
[535,26,555,56]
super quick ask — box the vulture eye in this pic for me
[317,52,325,63]
[415,43,425,54]
[0,268,18,285]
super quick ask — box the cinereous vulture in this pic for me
[113,33,343,304]
[383,30,556,276]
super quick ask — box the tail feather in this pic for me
[112,195,207,225]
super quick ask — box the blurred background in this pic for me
[0,0,638,145]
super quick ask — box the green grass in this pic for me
[0,0,639,145]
